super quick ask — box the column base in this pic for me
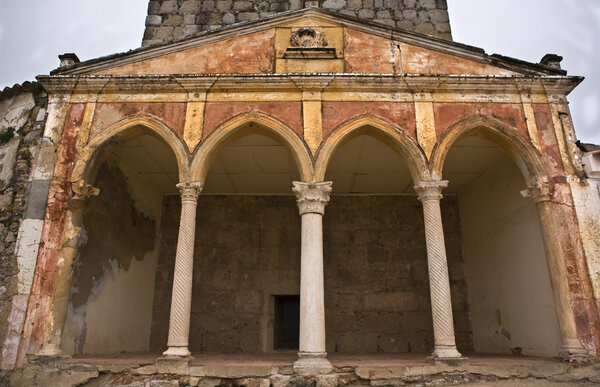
[37,343,65,357]
[293,352,333,375]
[34,345,71,366]
[157,353,190,375]
[559,344,592,363]
[162,346,191,357]
[427,346,468,365]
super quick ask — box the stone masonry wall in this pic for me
[150,195,470,353]
[143,0,451,46]
[0,83,48,364]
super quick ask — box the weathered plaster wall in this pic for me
[150,195,471,353]
[97,25,520,77]
[458,155,562,356]
[98,30,275,76]
[575,153,600,301]
[433,103,528,140]
[142,0,452,47]
[322,102,415,140]
[0,84,51,369]
[571,152,600,354]
[343,29,516,76]
[62,161,162,355]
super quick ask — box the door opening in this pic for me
[274,295,300,350]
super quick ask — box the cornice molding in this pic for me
[37,74,583,98]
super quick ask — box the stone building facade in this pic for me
[1,2,600,386]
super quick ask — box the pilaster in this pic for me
[37,181,99,357]
[292,78,332,155]
[521,180,588,358]
[414,93,436,160]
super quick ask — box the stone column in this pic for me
[292,181,333,375]
[414,180,464,360]
[163,182,203,357]
[521,181,587,358]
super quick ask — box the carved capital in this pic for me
[521,180,552,203]
[414,180,448,202]
[176,182,203,202]
[292,181,332,215]
[70,180,99,202]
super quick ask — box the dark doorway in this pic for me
[274,295,300,350]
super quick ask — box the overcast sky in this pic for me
[0,0,598,143]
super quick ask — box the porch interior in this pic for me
[61,124,562,361]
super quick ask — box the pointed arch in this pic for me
[71,115,190,184]
[190,112,314,183]
[430,115,547,184]
[314,115,429,182]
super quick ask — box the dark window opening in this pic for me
[274,295,300,350]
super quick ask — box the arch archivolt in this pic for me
[314,115,430,183]
[69,113,550,191]
[71,114,190,184]
[430,115,548,185]
[190,112,314,183]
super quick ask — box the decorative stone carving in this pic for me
[290,28,327,48]
[292,181,332,215]
[70,180,99,201]
[520,179,552,203]
[176,182,204,203]
[414,179,448,202]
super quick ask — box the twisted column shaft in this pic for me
[521,181,586,357]
[164,182,203,357]
[415,180,462,359]
[292,181,333,375]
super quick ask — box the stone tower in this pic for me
[143,0,451,46]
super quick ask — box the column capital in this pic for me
[70,180,100,202]
[520,180,552,203]
[414,180,448,202]
[292,181,332,215]
[176,182,203,202]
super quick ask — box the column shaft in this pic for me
[164,182,202,357]
[299,213,326,353]
[415,180,463,359]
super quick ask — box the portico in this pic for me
[8,10,597,384]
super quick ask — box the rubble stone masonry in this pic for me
[0,83,50,367]
[142,0,452,46]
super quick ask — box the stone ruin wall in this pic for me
[143,0,452,46]
[0,84,49,359]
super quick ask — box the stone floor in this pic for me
[3,352,600,386]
